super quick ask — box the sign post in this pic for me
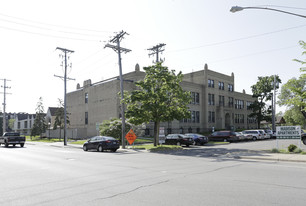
[159,127,165,145]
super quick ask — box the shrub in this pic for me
[288,144,297,152]
[294,148,303,153]
[271,148,279,153]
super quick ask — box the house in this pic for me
[11,113,36,135]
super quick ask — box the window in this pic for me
[191,111,196,123]
[235,99,244,109]
[218,82,224,90]
[196,111,200,123]
[24,121,28,129]
[195,92,200,104]
[208,111,215,123]
[228,84,233,92]
[85,112,88,125]
[85,93,88,104]
[247,101,253,110]
[208,94,215,105]
[228,97,234,107]
[208,79,214,88]
[219,95,224,106]
[145,128,150,136]
[18,122,21,129]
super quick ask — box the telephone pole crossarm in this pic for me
[147,43,166,63]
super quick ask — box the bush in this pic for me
[271,148,280,153]
[294,148,303,153]
[288,144,297,152]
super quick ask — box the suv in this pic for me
[165,134,194,146]
[242,130,264,141]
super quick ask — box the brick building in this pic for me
[66,64,257,138]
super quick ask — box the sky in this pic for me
[1,0,305,114]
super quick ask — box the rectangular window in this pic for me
[218,82,224,90]
[24,121,28,129]
[191,92,195,104]
[85,112,88,125]
[196,111,200,123]
[85,93,88,104]
[208,94,215,105]
[219,95,224,106]
[191,111,196,123]
[208,111,215,123]
[228,84,233,92]
[208,79,215,88]
[195,92,200,104]
[228,97,234,107]
[18,122,21,129]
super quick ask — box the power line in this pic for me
[0,12,112,34]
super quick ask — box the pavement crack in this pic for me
[94,179,170,201]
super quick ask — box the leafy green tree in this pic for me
[283,107,306,127]
[100,118,145,143]
[123,63,191,146]
[31,97,47,138]
[249,75,281,128]
[285,40,306,118]
[53,99,70,140]
[278,76,306,119]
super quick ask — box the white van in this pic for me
[242,130,264,141]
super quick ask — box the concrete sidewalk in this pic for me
[26,141,306,163]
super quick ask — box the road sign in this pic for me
[125,129,137,145]
[276,126,301,139]
[159,127,165,144]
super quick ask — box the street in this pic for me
[1,142,306,206]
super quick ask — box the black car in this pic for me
[83,136,120,152]
[185,133,208,145]
[302,130,306,145]
[165,134,194,146]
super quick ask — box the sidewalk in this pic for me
[26,141,306,163]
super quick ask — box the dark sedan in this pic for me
[185,133,208,145]
[165,134,194,146]
[83,136,120,152]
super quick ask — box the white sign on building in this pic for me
[276,126,301,139]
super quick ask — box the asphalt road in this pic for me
[1,142,306,206]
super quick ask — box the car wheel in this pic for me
[83,145,88,151]
[252,136,257,141]
[13,144,16,147]
[98,145,103,152]
[112,149,117,152]
[20,143,24,147]
[302,137,306,145]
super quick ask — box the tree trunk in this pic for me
[153,121,160,147]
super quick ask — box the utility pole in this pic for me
[105,31,131,149]
[1,79,11,133]
[147,43,166,63]
[55,47,74,146]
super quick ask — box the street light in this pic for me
[230,6,306,18]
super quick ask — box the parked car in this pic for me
[208,131,239,142]
[83,136,119,152]
[264,129,273,138]
[242,130,264,141]
[165,134,194,146]
[302,129,306,145]
[235,132,253,141]
[258,129,269,139]
[185,133,208,145]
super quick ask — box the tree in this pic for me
[283,107,306,127]
[53,99,70,140]
[100,118,145,143]
[123,63,191,146]
[31,97,47,138]
[249,75,281,128]
[278,76,306,119]
[286,40,306,118]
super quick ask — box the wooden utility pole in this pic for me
[55,47,74,146]
[105,31,131,149]
[1,79,11,133]
[147,43,166,63]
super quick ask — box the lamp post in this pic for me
[230,6,306,18]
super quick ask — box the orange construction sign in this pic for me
[125,129,137,145]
